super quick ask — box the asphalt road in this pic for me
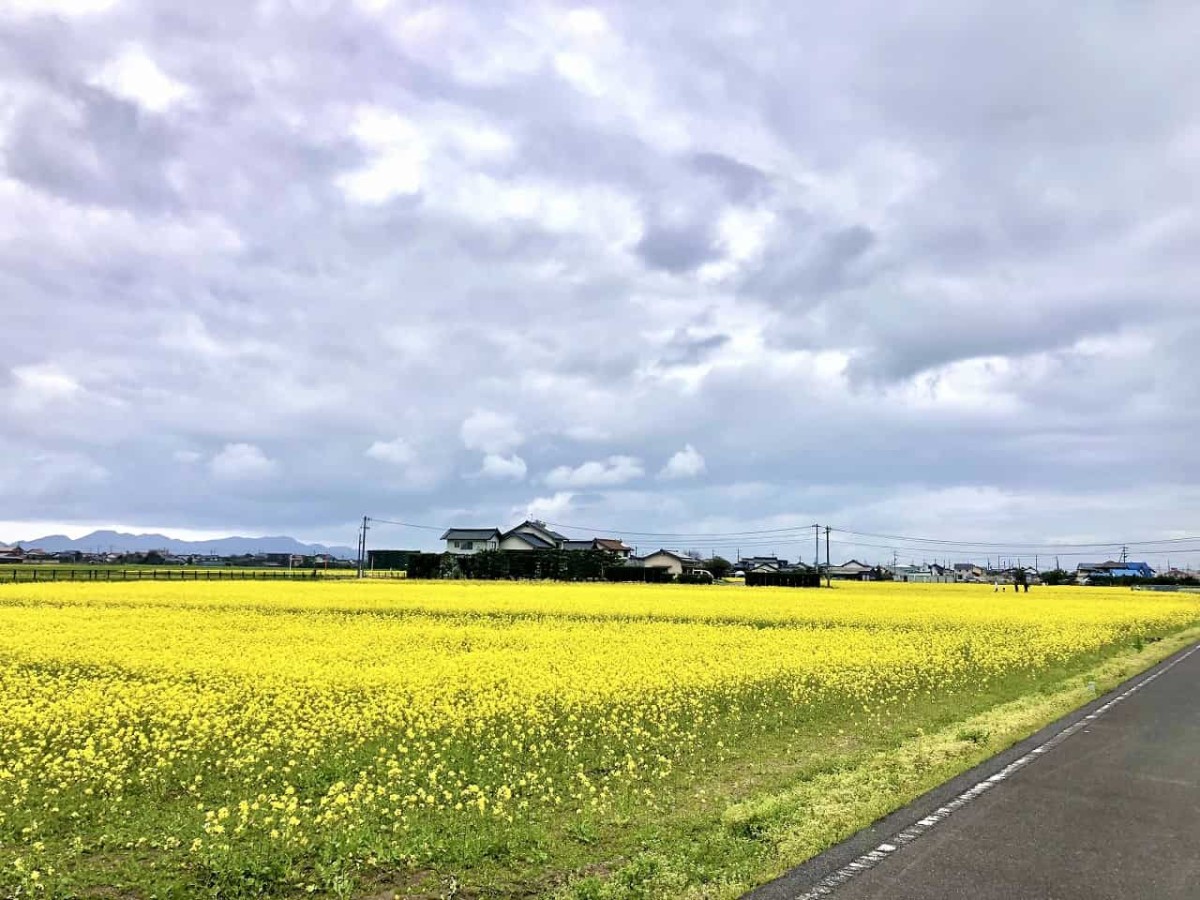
[748,641,1200,900]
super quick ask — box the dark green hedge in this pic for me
[604,566,672,583]
[746,571,821,587]
[366,549,422,570]
[404,549,621,581]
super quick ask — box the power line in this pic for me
[828,527,1200,550]
[367,517,444,531]
[542,520,820,538]
[825,538,1200,559]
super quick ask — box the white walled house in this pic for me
[827,559,875,580]
[440,528,501,554]
[502,520,567,550]
[499,530,558,551]
[641,549,708,577]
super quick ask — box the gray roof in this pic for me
[510,519,567,541]
[440,528,500,540]
[505,531,556,549]
[649,549,705,564]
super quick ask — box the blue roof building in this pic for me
[1078,560,1155,579]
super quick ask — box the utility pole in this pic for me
[1120,544,1128,564]
[824,525,831,588]
[357,515,370,578]
[813,524,820,570]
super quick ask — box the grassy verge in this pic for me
[544,627,1200,900]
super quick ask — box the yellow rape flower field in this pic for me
[1,581,1197,899]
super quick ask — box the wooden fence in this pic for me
[0,568,331,584]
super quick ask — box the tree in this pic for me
[1040,569,1072,586]
[705,556,733,579]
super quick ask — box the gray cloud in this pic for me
[689,152,771,203]
[0,0,1197,558]
[635,222,716,273]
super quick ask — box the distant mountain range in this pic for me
[5,530,355,558]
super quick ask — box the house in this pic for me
[738,556,788,573]
[0,546,24,564]
[952,563,986,582]
[441,528,501,554]
[451,520,633,556]
[499,520,567,551]
[891,565,956,584]
[593,538,634,559]
[556,537,634,556]
[1076,560,1120,580]
[500,530,558,551]
[827,559,875,580]
[641,549,708,577]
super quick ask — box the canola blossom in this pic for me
[0,581,1196,895]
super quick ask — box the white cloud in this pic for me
[545,455,643,488]
[365,437,415,466]
[336,106,428,203]
[659,444,705,479]
[173,450,202,465]
[461,409,523,454]
[522,491,575,521]
[10,363,80,411]
[210,443,277,481]
[480,453,527,480]
[160,314,278,361]
[91,45,191,113]
[364,437,443,489]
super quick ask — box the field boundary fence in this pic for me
[0,568,333,584]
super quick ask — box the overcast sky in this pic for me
[2,0,1199,563]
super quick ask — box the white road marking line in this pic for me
[788,643,1200,900]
